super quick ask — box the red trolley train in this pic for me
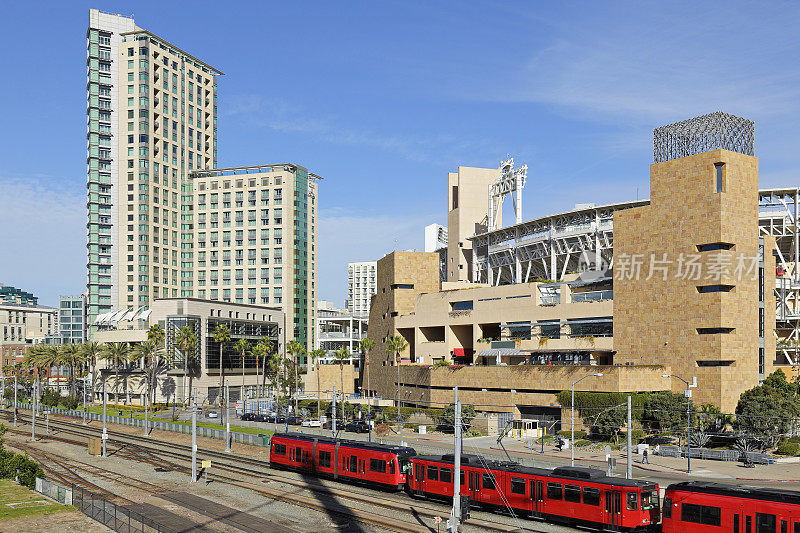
[269,433,416,490]
[409,454,660,531]
[663,482,800,533]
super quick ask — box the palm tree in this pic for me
[386,335,408,424]
[175,325,198,406]
[256,337,274,400]
[147,324,165,346]
[333,347,351,423]
[308,349,326,419]
[100,342,129,405]
[358,338,376,426]
[234,338,251,409]
[82,341,103,402]
[213,324,231,417]
[61,343,87,399]
[131,340,163,405]
[286,340,305,418]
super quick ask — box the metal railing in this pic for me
[73,484,171,533]
[571,290,613,302]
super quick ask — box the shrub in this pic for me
[574,439,592,447]
[61,397,79,410]
[775,441,800,456]
[558,430,587,439]
[788,436,800,443]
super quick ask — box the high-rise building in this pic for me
[0,284,38,306]
[347,261,376,317]
[86,10,219,330]
[190,165,319,350]
[59,293,88,344]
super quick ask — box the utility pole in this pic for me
[143,376,148,436]
[191,387,197,482]
[225,383,231,452]
[13,375,18,426]
[82,377,87,425]
[332,387,337,437]
[102,379,107,457]
[450,387,462,533]
[31,379,37,441]
[626,396,632,479]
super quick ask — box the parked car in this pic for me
[287,416,303,426]
[322,419,343,430]
[301,419,322,428]
[344,421,370,434]
[207,411,219,418]
[240,413,254,421]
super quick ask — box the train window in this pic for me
[319,450,331,468]
[510,477,525,495]
[274,443,286,455]
[482,473,496,490]
[427,465,439,481]
[546,482,563,500]
[369,458,387,473]
[793,522,799,533]
[626,492,638,511]
[565,485,581,503]
[390,460,396,475]
[641,490,659,511]
[440,468,452,484]
[682,503,721,527]
[747,516,752,533]
[756,513,777,533]
[734,514,739,533]
[662,497,672,518]
[460,470,465,485]
[782,520,787,533]
[583,487,600,506]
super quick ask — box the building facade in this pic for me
[317,300,367,366]
[93,298,284,404]
[0,304,58,348]
[347,261,376,317]
[85,11,318,350]
[367,112,786,415]
[59,293,88,344]
[0,284,38,306]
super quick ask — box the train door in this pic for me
[348,455,358,477]
[530,480,543,515]
[414,462,424,494]
[468,470,480,503]
[295,446,302,465]
[605,490,621,529]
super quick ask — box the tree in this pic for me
[735,369,800,447]
[235,339,251,408]
[587,407,626,443]
[698,403,733,434]
[81,341,103,402]
[213,324,231,416]
[439,402,477,433]
[175,326,198,406]
[386,335,408,423]
[286,340,305,417]
[359,338,376,398]
[308,348,326,419]
[147,324,165,347]
[255,337,274,401]
[100,342,129,404]
[642,391,695,441]
[131,340,163,405]
[333,347,351,422]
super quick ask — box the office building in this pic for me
[317,300,367,366]
[59,293,88,344]
[347,261,376,317]
[424,224,448,253]
[367,112,789,417]
[0,303,58,348]
[0,284,38,306]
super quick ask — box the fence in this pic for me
[35,477,72,505]
[15,403,270,447]
[658,445,773,464]
[72,484,172,533]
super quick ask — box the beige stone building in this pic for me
[367,112,784,421]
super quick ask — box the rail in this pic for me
[73,484,171,533]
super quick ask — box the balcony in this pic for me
[572,290,613,302]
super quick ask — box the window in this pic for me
[439,467,451,483]
[319,450,331,468]
[451,300,474,311]
[583,487,600,506]
[369,458,386,473]
[697,242,734,252]
[697,285,734,293]
[757,514,776,533]
[349,455,357,473]
[510,477,526,495]
[626,492,638,511]
[697,327,735,335]
[565,485,581,503]
[546,482,562,500]
[681,503,721,527]
[273,443,286,456]
[641,490,659,511]
[482,473,495,490]
[715,162,724,193]
[427,465,438,481]
[391,283,414,290]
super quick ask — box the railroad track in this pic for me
[1,411,558,532]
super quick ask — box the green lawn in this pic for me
[0,479,72,521]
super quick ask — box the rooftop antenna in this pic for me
[488,156,527,232]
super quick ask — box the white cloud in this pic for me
[0,178,85,306]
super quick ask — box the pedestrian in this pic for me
[643,447,649,464]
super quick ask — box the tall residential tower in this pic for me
[86,10,219,329]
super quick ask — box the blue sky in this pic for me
[2,1,800,307]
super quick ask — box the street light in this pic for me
[663,374,696,473]
[571,372,603,466]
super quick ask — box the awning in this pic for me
[477,348,527,365]
[501,321,532,328]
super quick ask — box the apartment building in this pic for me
[86,9,219,329]
[0,304,58,347]
[59,294,88,344]
[368,112,782,416]
[347,261,376,317]
[0,284,39,306]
